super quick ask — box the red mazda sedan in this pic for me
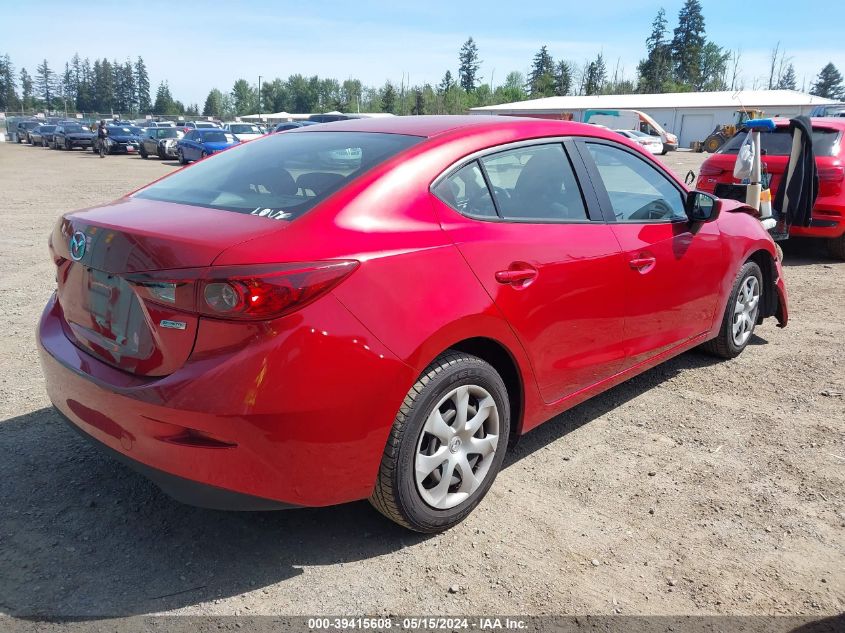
[38,116,788,532]
[696,117,845,259]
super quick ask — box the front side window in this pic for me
[586,143,686,222]
[481,144,587,221]
[134,131,421,219]
[433,162,496,218]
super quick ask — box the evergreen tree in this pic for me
[777,63,797,90]
[94,58,115,113]
[412,88,425,115]
[35,59,54,110]
[135,56,151,112]
[185,103,199,116]
[78,58,93,112]
[584,53,607,95]
[498,71,527,103]
[19,68,33,112]
[153,81,175,114]
[381,81,397,113]
[637,8,672,93]
[554,60,572,96]
[671,0,706,88]
[458,37,482,92]
[527,45,555,97]
[811,63,844,100]
[341,79,362,112]
[438,70,455,93]
[0,55,20,111]
[203,88,225,117]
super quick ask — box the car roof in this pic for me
[288,114,613,140]
[769,117,845,131]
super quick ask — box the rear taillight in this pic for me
[818,166,844,197]
[699,163,725,177]
[128,261,358,321]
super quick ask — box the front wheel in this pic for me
[369,352,510,533]
[701,261,763,359]
[139,146,148,158]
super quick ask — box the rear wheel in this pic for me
[177,148,187,165]
[369,351,510,533]
[828,234,845,260]
[139,146,148,158]
[701,261,763,359]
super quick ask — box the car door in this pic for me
[576,139,728,368]
[433,140,629,405]
[182,131,197,160]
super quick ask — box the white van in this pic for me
[584,109,678,154]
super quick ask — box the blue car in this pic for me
[176,129,240,164]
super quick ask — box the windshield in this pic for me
[720,127,841,157]
[156,128,183,139]
[201,131,237,143]
[195,122,216,128]
[64,125,85,132]
[134,131,422,219]
[230,124,261,134]
[41,125,56,132]
[23,122,41,129]
[108,127,135,135]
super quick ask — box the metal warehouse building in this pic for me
[470,90,838,148]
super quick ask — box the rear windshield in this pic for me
[719,127,841,156]
[134,131,422,219]
[201,131,237,143]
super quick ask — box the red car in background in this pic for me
[39,116,787,533]
[697,118,845,259]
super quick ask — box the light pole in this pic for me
[258,75,262,121]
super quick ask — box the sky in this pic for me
[5,0,843,107]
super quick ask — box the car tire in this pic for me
[139,146,148,158]
[41,139,47,148]
[65,140,72,151]
[701,260,763,359]
[369,351,510,533]
[827,234,845,261]
[178,149,187,165]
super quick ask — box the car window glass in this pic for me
[432,161,496,218]
[480,144,587,221]
[586,143,686,222]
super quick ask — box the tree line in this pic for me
[1,1,842,119]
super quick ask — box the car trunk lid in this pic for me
[51,196,287,376]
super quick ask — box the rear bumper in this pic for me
[788,209,845,239]
[38,292,414,508]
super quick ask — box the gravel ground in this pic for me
[0,142,842,619]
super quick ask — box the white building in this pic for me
[470,90,838,148]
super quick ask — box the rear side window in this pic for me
[433,162,496,218]
[720,127,841,156]
[134,131,421,220]
[481,144,588,221]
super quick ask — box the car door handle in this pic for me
[628,256,656,272]
[495,267,538,285]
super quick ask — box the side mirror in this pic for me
[686,191,720,222]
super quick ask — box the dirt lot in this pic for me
[0,141,842,619]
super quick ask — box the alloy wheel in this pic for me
[414,384,500,510]
[732,276,759,346]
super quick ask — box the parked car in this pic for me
[15,120,43,143]
[180,121,219,132]
[101,125,141,154]
[809,104,845,117]
[224,122,265,141]
[29,125,56,147]
[614,129,663,154]
[696,117,845,259]
[139,127,185,159]
[52,124,95,150]
[176,129,239,164]
[38,116,787,532]
[273,121,318,133]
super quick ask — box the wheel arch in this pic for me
[448,336,525,441]
[746,248,779,320]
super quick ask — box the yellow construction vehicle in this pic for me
[703,108,765,153]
